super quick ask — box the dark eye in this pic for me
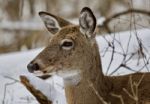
[62,41,73,47]
[61,39,74,50]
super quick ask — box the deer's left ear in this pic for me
[39,12,71,34]
[79,7,96,38]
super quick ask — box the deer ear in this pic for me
[39,12,71,34]
[79,7,96,38]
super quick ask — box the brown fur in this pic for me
[29,10,150,104]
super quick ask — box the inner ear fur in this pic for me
[79,7,97,38]
[39,11,72,34]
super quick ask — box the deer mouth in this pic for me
[32,70,52,79]
[33,65,63,79]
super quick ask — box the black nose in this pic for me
[27,63,39,73]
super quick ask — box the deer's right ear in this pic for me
[39,12,71,34]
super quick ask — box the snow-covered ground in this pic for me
[0,48,43,104]
[0,28,150,104]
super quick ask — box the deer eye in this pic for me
[61,39,74,50]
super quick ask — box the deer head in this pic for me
[27,7,99,80]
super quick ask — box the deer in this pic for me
[21,7,150,104]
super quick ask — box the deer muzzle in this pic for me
[27,62,40,73]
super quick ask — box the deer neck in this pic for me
[65,42,112,104]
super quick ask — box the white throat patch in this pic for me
[56,70,81,86]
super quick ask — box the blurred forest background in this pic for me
[0,0,150,53]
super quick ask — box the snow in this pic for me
[97,29,150,75]
[0,28,150,104]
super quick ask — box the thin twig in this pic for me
[88,80,110,104]
[110,93,124,104]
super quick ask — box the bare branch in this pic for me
[102,9,150,33]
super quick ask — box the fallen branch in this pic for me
[20,75,52,104]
